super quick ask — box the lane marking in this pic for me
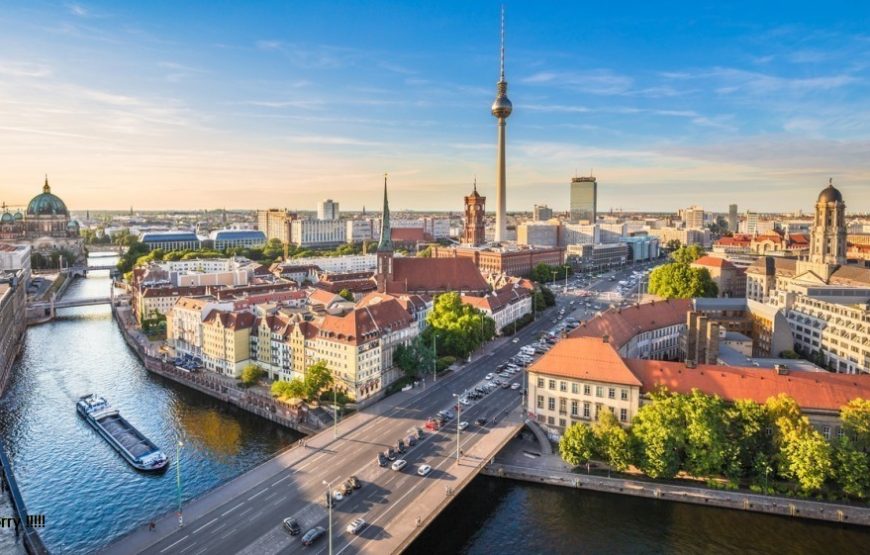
[220,502,244,517]
[247,489,267,501]
[159,535,189,553]
[272,475,291,486]
[192,517,218,534]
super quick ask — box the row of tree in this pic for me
[421,292,496,359]
[559,390,870,499]
[530,262,572,285]
[270,360,334,403]
[647,245,718,299]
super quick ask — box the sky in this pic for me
[0,1,868,213]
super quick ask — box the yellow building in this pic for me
[201,310,255,377]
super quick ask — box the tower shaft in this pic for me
[495,118,507,242]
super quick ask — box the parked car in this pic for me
[332,490,344,502]
[283,517,301,536]
[406,434,417,446]
[417,464,432,476]
[348,475,361,489]
[301,526,326,546]
[425,418,440,431]
[385,448,397,461]
[346,518,366,535]
[391,459,407,471]
[458,421,469,431]
[511,382,521,390]
[415,426,425,439]
[475,417,487,426]
[396,439,406,453]
[377,453,388,467]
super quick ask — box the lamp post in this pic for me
[564,265,569,293]
[322,479,333,555]
[175,439,184,527]
[452,393,462,460]
[333,381,338,439]
[432,333,437,384]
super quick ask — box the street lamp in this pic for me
[176,439,184,527]
[322,479,333,555]
[432,333,437,384]
[452,392,464,460]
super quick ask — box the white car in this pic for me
[459,397,470,406]
[511,383,521,390]
[346,518,366,534]
[417,464,432,476]
[458,421,469,431]
[332,490,344,501]
[511,337,520,343]
[391,459,407,471]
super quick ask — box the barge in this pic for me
[76,394,169,472]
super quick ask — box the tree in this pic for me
[833,437,870,499]
[559,423,597,467]
[670,245,705,265]
[630,389,686,479]
[664,239,682,251]
[683,390,729,477]
[781,427,832,492]
[303,360,334,400]
[592,410,632,471]
[271,379,305,401]
[539,285,556,307]
[424,293,496,358]
[338,289,354,302]
[394,336,435,378]
[240,364,265,387]
[417,246,433,258]
[840,398,870,450]
[723,399,775,482]
[648,262,718,299]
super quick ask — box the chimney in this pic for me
[602,334,609,344]
[706,321,720,364]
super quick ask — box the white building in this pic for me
[346,218,380,243]
[317,199,340,221]
[291,219,346,247]
[0,244,31,280]
[683,205,705,230]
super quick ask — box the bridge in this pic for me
[101,303,558,555]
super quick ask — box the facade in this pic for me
[691,255,746,298]
[431,244,564,278]
[517,222,560,247]
[210,229,266,250]
[0,269,26,393]
[462,182,486,246]
[808,179,847,266]
[461,283,532,334]
[683,205,705,229]
[623,236,660,262]
[728,204,738,232]
[569,176,597,224]
[317,199,340,221]
[0,243,32,280]
[533,205,553,221]
[290,219,345,247]
[257,209,295,244]
[140,231,200,251]
[345,218,380,244]
[648,226,710,247]
[0,178,84,261]
[566,243,629,272]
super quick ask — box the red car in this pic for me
[425,418,440,431]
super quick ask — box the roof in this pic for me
[692,255,735,269]
[746,256,797,277]
[461,283,531,313]
[626,359,869,412]
[318,296,413,344]
[715,234,752,247]
[210,229,266,241]
[569,299,692,348]
[818,182,844,203]
[391,227,429,243]
[388,257,488,294]
[27,178,68,216]
[830,265,870,286]
[202,310,255,330]
[529,337,642,387]
[141,231,199,243]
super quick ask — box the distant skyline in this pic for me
[0,1,868,213]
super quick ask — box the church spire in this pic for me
[43,174,50,194]
[377,173,392,251]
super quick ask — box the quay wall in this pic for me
[482,462,870,527]
[0,440,49,555]
[111,305,319,435]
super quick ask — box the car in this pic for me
[415,427,425,439]
[348,475,361,489]
[377,453,388,467]
[397,439,406,453]
[283,517,302,535]
[458,421,469,431]
[332,490,344,502]
[459,397,470,406]
[346,518,366,535]
[339,482,353,496]
[385,448,397,461]
[485,373,494,380]
[511,382,521,390]
[425,418,440,431]
[417,464,432,476]
[475,417,487,426]
[391,459,407,471]
[501,381,511,389]
[511,337,520,343]
[301,526,326,546]
[406,434,417,446]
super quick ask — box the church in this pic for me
[0,176,85,264]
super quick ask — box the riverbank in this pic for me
[0,440,48,555]
[482,434,870,527]
[111,303,322,435]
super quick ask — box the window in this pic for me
[596,386,603,398]
[537,377,544,388]
[560,381,567,392]
[608,388,616,399]
[549,379,556,390]
[559,418,566,428]
[547,416,554,425]
[571,400,578,416]
[548,397,555,411]
[620,408,628,422]
[822,426,831,440]
[583,402,590,418]
[572,383,579,394]
[584,384,591,395]
[559,398,567,415]
[537,395,543,409]
[620,388,628,401]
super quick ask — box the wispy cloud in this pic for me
[0,61,52,78]
[521,69,634,95]
[66,3,88,17]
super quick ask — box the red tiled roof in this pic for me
[391,227,430,243]
[715,235,751,247]
[692,255,734,269]
[319,296,414,344]
[529,337,642,387]
[461,283,531,313]
[626,359,870,412]
[568,299,691,348]
[388,257,489,294]
[203,310,255,330]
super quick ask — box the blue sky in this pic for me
[0,1,868,212]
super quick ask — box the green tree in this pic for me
[664,239,681,251]
[631,389,686,479]
[833,437,870,499]
[417,245,433,258]
[559,423,597,467]
[592,409,632,471]
[539,285,556,307]
[240,364,265,387]
[840,398,870,450]
[683,390,729,477]
[303,360,334,400]
[338,288,354,302]
[393,336,435,379]
[271,378,306,401]
[781,427,833,492]
[724,399,775,482]
[423,292,496,358]
[648,262,718,299]
[670,245,705,265]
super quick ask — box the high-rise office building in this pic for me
[684,205,705,229]
[317,199,340,220]
[257,209,295,244]
[533,204,553,221]
[728,204,738,232]
[570,176,597,223]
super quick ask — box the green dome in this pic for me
[27,177,68,216]
[0,212,12,224]
[13,211,22,221]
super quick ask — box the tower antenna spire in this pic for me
[499,5,505,82]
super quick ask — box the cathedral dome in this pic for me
[27,177,68,216]
[13,211,22,221]
[0,212,12,224]
[817,180,843,203]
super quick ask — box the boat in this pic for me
[76,394,169,472]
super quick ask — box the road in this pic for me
[115,264,657,555]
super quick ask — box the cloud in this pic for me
[239,99,325,109]
[524,104,590,113]
[284,135,386,147]
[67,3,88,17]
[0,61,52,78]
[521,69,633,95]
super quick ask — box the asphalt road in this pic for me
[137,266,650,555]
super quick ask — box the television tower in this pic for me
[491,6,512,243]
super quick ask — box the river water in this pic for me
[1,258,866,554]
[0,258,299,554]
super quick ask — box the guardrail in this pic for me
[0,439,49,554]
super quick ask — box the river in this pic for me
[0,257,299,554]
[1,258,866,554]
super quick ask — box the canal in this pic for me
[0,258,299,554]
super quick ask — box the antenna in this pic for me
[499,5,505,81]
